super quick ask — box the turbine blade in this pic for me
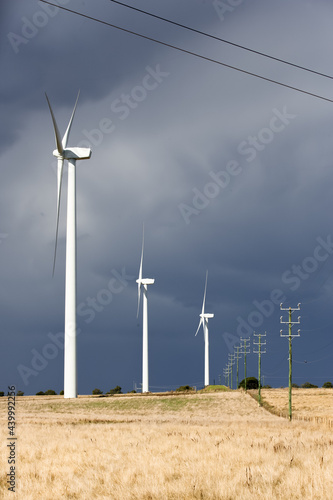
[45,93,64,155]
[195,317,203,336]
[201,270,208,316]
[52,158,64,276]
[137,283,141,318]
[139,227,144,283]
[136,226,144,317]
[62,90,80,149]
[56,158,63,215]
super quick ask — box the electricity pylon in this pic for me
[228,353,235,389]
[234,344,241,389]
[240,337,250,391]
[253,332,266,406]
[224,364,231,388]
[280,303,301,421]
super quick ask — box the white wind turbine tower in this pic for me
[136,228,155,393]
[195,271,214,387]
[45,92,92,399]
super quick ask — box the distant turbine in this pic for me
[136,227,155,393]
[195,271,214,387]
[45,92,92,399]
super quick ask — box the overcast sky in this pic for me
[1,0,333,395]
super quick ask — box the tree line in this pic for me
[0,381,332,396]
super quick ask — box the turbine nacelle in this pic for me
[200,313,214,319]
[53,147,92,161]
[137,278,155,286]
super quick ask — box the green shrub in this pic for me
[322,381,333,388]
[106,385,122,395]
[0,392,4,397]
[301,382,318,388]
[16,391,24,396]
[92,388,103,395]
[175,385,194,392]
[238,377,259,390]
[44,389,57,395]
[36,391,45,396]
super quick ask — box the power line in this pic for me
[294,353,332,364]
[39,1,333,104]
[109,0,333,81]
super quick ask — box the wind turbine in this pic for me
[45,92,92,399]
[136,227,155,393]
[195,271,214,387]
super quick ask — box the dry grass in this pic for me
[1,391,333,499]
[257,388,333,425]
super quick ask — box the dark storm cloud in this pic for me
[1,0,333,394]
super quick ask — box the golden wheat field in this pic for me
[256,388,333,424]
[0,388,332,499]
